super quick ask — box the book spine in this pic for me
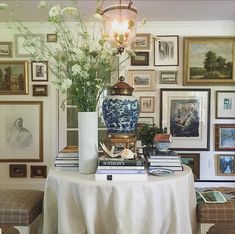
[97,166,145,170]
[149,166,183,171]
[149,162,182,166]
[147,158,181,163]
[96,169,146,174]
[149,156,180,159]
[99,160,143,166]
[57,152,78,157]
[54,163,79,167]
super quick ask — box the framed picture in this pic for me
[15,34,44,57]
[140,96,155,113]
[31,61,48,81]
[215,124,235,151]
[9,164,27,178]
[178,153,200,180]
[0,101,43,162]
[216,154,235,176]
[131,33,150,50]
[0,60,29,95]
[131,52,149,66]
[127,69,156,91]
[154,35,179,66]
[183,36,235,85]
[216,90,235,119]
[160,88,211,151]
[33,84,48,96]
[159,71,178,84]
[138,117,154,125]
[47,33,57,42]
[0,42,13,57]
[31,165,47,178]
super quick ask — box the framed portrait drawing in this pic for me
[47,33,57,42]
[160,88,211,151]
[215,124,235,151]
[0,101,43,162]
[131,33,150,50]
[216,154,235,176]
[15,34,44,57]
[154,35,179,66]
[33,84,48,96]
[127,69,156,91]
[159,71,178,84]
[216,90,235,119]
[0,61,29,95]
[31,61,48,81]
[140,96,155,113]
[183,37,235,85]
[9,164,27,178]
[31,165,47,178]
[178,153,200,180]
[131,52,149,66]
[0,42,13,57]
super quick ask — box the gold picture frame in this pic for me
[216,154,235,176]
[131,33,151,50]
[183,36,235,85]
[0,60,29,95]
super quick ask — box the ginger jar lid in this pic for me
[110,76,134,96]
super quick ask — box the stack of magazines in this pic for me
[95,157,147,181]
[54,145,79,170]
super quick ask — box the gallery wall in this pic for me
[0,20,235,189]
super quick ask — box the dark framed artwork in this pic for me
[31,165,47,178]
[154,35,179,66]
[131,52,149,66]
[216,154,235,176]
[216,90,235,119]
[0,42,13,57]
[31,61,48,81]
[183,36,235,85]
[131,33,151,50]
[0,101,43,162]
[160,88,211,151]
[9,164,27,178]
[0,60,29,95]
[33,84,48,96]
[215,124,235,151]
[178,153,200,180]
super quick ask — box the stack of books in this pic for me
[95,157,147,181]
[54,145,79,170]
[147,150,183,171]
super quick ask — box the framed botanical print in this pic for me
[31,61,48,81]
[154,35,179,66]
[216,154,235,176]
[216,90,235,119]
[0,42,13,57]
[33,84,48,96]
[0,101,43,162]
[160,88,211,151]
[159,71,178,84]
[215,124,235,151]
[0,60,29,95]
[127,69,156,91]
[131,33,151,50]
[131,52,149,66]
[140,96,155,113]
[183,36,235,85]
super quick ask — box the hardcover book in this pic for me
[196,191,227,204]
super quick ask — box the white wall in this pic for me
[0,20,235,189]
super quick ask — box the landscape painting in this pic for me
[183,37,235,85]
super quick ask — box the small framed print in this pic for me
[131,33,150,50]
[178,153,200,180]
[154,35,179,66]
[138,117,154,125]
[31,61,48,81]
[159,71,178,84]
[33,85,48,96]
[9,164,27,178]
[140,96,155,113]
[216,91,235,119]
[215,124,235,151]
[131,52,149,66]
[216,154,235,176]
[47,33,57,42]
[127,69,156,91]
[0,42,13,57]
[31,165,47,178]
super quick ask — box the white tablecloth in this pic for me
[41,166,197,234]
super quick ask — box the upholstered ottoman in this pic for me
[0,189,44,234]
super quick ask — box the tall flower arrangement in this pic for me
[11,2,125,112]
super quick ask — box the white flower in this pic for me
[94,13,103,21]
[61,78,72,90]
[72,64,82,75]
[49,5,61,18]
[62,7,78,16]
[0,3,8,10]
[37,1,46,9]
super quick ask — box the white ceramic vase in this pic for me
[78,112,98,174]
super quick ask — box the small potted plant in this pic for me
[136,123,167,156]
